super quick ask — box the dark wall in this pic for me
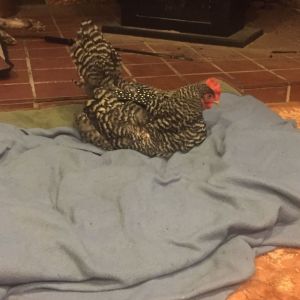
[20,0,46,4]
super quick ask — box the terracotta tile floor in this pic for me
[1,4,300,110]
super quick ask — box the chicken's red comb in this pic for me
[205,77,221,101]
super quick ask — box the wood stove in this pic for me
[119,0,250,37]
[103,0,262,47]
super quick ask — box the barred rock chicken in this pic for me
[71,21,221,158]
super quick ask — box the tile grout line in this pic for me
[50,11,71,56]
[123,62,178,66]
[214,68,300,73]
[145,42,186,82]
[144,42,181,77]
[186,44,230,75]
[0,83,34,86]
[34,80,76,84]
[134,75,180,80]
[50,13,64,38]
[239,52,293,103]
[185,45,245,94]
[30,55,73,59]
[134,73,221,79]
[122,64,133,77]
[238,51,288,82]
[23,42,37,101]
[32,67,77,71]
[49,12,85,98]
[160,59,185,80]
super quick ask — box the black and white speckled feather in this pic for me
[71,21,216,158]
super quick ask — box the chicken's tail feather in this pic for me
[70,20,122,88]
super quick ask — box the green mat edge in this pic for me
[0,81,240,129]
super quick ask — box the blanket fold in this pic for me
[0,93,299,300]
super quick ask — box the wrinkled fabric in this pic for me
[0,93,299,300]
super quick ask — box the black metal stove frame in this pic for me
[119,0,250,37]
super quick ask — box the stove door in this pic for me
[138,0,211,23]
[120,0,249,36]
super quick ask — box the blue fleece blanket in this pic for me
[0,93,299,300]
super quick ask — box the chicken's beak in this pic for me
[213,100,219,105]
